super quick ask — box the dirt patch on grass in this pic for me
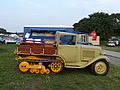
[25,81,40,90]
[22,78,42,90]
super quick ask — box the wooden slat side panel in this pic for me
[18,45,30,53]
[31,46,43,54]
[44,47,57,54]
[17,43,57,55]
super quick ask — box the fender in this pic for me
[55,55,66,66]
[81,55,110,68]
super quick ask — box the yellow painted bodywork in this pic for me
[56,32,110,68]
[16,56,47,60]
[17,32,110,69]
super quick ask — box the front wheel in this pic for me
[90,60,109,76]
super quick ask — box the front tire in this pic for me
[90,60,109,76]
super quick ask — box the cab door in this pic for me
[57,33,79,64]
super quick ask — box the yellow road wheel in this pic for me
[35,69,40,74]
[30,69,34,73]
[46,69,50,74]
[50,61,63,73]
[95,62,106,74]
[18,61,29,72]
[90,60,109,76]
[40,70,44,74]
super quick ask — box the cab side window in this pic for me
[59,35,76,45]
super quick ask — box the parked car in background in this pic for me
[0,34,5,44]
[114,40,119,46]
[4,37,16,44]
[0,36,5,44]
[107,41,115,47]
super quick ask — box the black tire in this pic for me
[90,60,109,76]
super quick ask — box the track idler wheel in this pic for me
[49,61,63,73]
[18,61,29,72]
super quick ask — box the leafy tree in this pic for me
[110,13,120,36]
[73,12,115,41]
[0,28,7,34]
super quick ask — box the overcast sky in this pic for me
[0,0,120,32]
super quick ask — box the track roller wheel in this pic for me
[46,69,50,74]
[49,61,63,73]
[35,69,40,74]
[30,69,35,73]
[18,61,29,72]
[40,70,44,74]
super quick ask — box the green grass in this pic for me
[1,44,120,90]
[101,45,120,52]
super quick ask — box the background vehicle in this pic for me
[107,41,115,47]
[0,37,5,44]
[0,34,5,44]
[16,32,110,76]
[4,37,16,44]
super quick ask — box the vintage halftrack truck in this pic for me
[16,32,110,75]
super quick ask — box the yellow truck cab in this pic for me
[16,32,110,76]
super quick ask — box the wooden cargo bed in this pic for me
[17,42,57,55]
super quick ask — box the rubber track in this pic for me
[17,59,60,63]
[17,59,63,74]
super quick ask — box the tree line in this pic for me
[0,28,6,34]
[73,12,120,41]
[0,28,15,34]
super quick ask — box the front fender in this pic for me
[93,55,110,62]
[81,55,110,68]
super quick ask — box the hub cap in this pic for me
[50,61,62,73]
[95,61,107,74]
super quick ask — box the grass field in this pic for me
[0,44,120,90]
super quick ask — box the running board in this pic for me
[65,65,81,68]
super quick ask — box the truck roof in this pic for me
[24,25,74,28]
